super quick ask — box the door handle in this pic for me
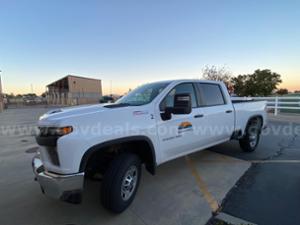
[226,110,233,113]
[194,114,204,118]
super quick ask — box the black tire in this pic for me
[239,118,262,152]
[101,153,141,213]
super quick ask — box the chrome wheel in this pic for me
[249,132,258,148]
[240,117,262,152]
[101,153,141,213]
[248,122,260,148]
[121,165,138,201]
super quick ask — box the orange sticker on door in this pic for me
[178,122,193,132]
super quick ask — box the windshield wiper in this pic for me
[103,103,131,108]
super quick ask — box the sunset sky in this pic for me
[0,0,299,95]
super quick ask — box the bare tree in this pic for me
[201,65,232,84]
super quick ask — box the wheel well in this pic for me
[232,116,264,140]
[80,137,156,176]
[245,115,263,132]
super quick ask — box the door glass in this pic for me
[160,83,197,111]
[199,84,225,106]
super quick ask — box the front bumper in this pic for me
[32,154,85,204]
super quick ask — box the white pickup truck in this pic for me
[32,79,267,213]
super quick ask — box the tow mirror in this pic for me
[172,93,192,114]
[161,93,192,121]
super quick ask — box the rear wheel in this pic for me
[239,118,262,152]
[101,153,141,213]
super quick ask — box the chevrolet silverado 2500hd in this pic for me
[32,79,267,213]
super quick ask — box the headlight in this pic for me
[56,126,73,136]
[39,126,73,137]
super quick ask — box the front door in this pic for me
[157,83,203,161]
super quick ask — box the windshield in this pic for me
[116,82,170,106]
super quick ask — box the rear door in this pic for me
[196,82,235,145]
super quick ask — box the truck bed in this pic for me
[232,99,267,135]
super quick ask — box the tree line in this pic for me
[202,65,296,96]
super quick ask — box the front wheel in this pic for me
[239,118,262,152]
[101,153,141,213]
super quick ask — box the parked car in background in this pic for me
[23,96,44,105]
[99,95,115,103]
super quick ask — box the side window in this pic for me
[160,83,197,111]
[198,83,225,106]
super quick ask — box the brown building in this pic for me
[47,75,102,105]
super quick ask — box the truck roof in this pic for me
[151,79,224,85]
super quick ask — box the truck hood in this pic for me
[39,104,109,124]
[38,103,151,128]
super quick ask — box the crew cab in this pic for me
[32,79,267,213]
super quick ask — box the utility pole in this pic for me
[110,80,112,96]
[30,84,33,93]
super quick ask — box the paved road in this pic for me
[1,107,299,225]
[209,119,300,225]
[0,107,250,225]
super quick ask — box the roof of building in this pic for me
[47,75,101,87]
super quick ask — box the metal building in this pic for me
[47,75,102,105]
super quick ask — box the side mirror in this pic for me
[161,93,192,121]
[172,93,192,114]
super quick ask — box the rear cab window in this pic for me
[197,83,226,107]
